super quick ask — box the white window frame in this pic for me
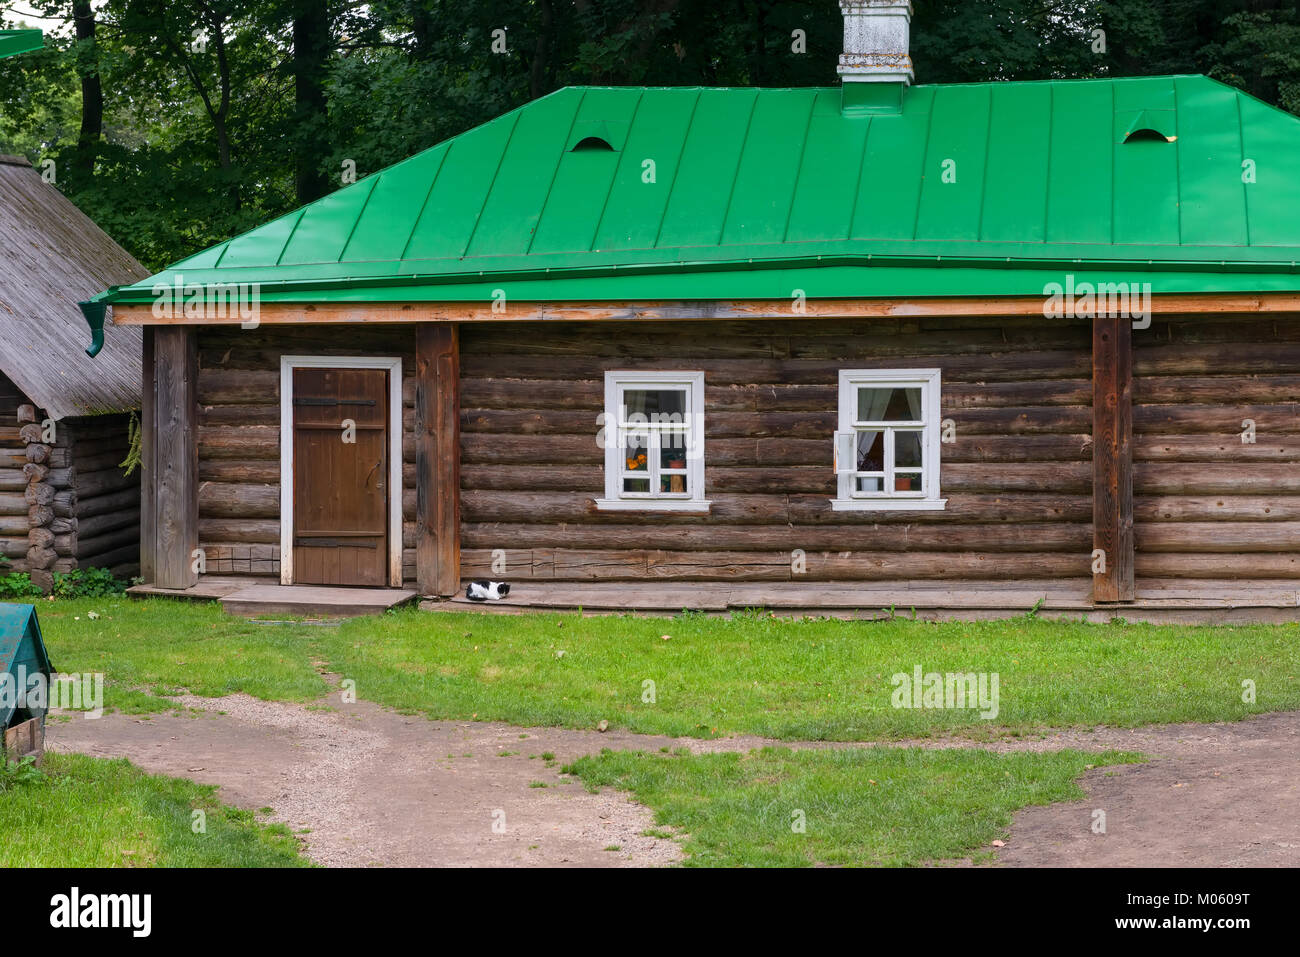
[279,355,404,586]
[597,370,709,513]
[833,368,946,512]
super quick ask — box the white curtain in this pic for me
[856,388,891,470]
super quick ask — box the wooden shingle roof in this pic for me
[0,156,147,419]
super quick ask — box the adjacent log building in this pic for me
[0,155,147,588]
[87,3,1300,614]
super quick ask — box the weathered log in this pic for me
[197,482,279,518]
[461,521,1091,553]
[1136,522,1300,553]
[22,463,48,483]
[1135,495,1300,523]
[16,404,36,424]
[75,525,138,560]
[1134,374,1300,405]
[24,483,53,506]
[199,461,279,484]
[1135,553,1300,579]
[74,467,137,498]
[24,544,55,568]
[1135,433,1300,462]
[1134,463,1300,495]
[27,505,53,527]
[80,544,137,571]
[74,488,138,520]
[0,516,27,535]
[196,425,279,459]
[24,443,49,464]
[18,424,44,444]
[76,508,138,540]
[27,527,54,549]
[459,547,1088,582]
[28,568,52,592]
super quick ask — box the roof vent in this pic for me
[839,0,913,116]
[1123,128,1174,144]
[1118,109,1177,143]
[571,136,616,152]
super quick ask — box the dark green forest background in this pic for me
[1,0,1297,271]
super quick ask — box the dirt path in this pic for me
[48,697,1300,868]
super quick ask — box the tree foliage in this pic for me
[0,0,1294,271]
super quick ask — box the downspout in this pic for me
[79,299,108,357]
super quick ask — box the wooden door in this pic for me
[292,367,389,586]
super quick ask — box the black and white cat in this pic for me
[466,580,511,601]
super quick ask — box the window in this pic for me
[833,369,945,511]
[598,371,708,512]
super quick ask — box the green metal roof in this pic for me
[0,30,42,60]
[102,74,1300,304]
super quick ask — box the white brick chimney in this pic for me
[838,0,914,86]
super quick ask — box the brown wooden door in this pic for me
[292,367,389,586]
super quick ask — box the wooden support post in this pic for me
[140,327,155,584]
[415,323,461,597]
[1092,314,1134,602]
[147,327,198,588]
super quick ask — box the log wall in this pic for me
[0,373,30,569]
[1133,316,1300,579]
[185,313,1300,589]
[458,317,1097,582]
[194,327,418,581]
[0,372,139,586]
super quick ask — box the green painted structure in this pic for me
[0,604,52,730]
[0,29,42,61]
[96,74,1300,306]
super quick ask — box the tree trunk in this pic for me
[293,0,332,204]
[72,0,103,179]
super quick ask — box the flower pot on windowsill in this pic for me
[667,459,686,469]
[894,477,913,492]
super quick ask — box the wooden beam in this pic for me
[110,291,1300,326]
[140,327,155,584]
[149,327,198,588]
[415,323,461,597]
[1092,314,1134,602]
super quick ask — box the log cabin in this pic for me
[0,155,148,590]
[86,2,1300,619]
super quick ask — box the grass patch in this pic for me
[319,606,1300,740]
[566,746,1143,866]
[19,597,1300,739]
[0,754,311,867]
[30,597,328,713]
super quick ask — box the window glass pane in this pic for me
[895,430,924,468]
[855,430,884,472]
[623,435,648,472]
[855,475,883,493]
[660,473,688,494]
[893,473,923,492]
[623,388,686,423]
[623,478,650,494]
[659,444,689,471]
[857,387,922,422]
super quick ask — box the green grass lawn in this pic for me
[30,597,328,713]
[0,753,310,867]
[27,597,1300,739]
[566,745,1143,866]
